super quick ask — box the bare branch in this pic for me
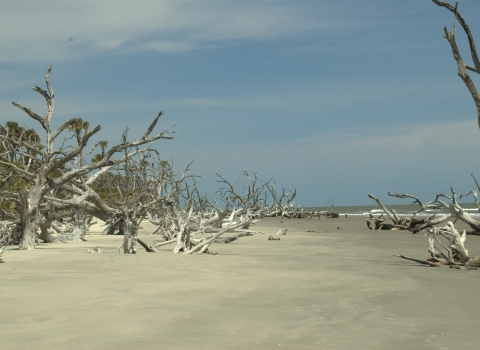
[432,0,480,72]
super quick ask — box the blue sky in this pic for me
[2,0,480,206]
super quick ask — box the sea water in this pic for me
[301,203,480,217]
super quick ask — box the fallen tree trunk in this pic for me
[214,231,254,243]
[367,193,454,233]
[184,215,252,254]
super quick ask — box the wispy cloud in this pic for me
[0,0,339,62]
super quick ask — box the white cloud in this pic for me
[0,0,336,62]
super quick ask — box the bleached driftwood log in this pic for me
[214,231,254,243]
[367,193,455,233]
[136,238,158,253]
[396,222,480,268]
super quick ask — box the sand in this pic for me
[1,216,479,349]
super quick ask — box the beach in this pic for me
[1,216,479,349]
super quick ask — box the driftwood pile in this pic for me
[0,66,307,261]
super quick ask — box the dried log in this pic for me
[136,238,158,253]
[214,231,254,243]
[396,222,480,268]
[152,238,176,247]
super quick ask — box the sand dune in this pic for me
[1,216,479,349]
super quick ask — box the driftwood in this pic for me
[184,215,252,254]
[370,177,480,235]
[0,67,305,260]
[396,222,480,269]
[276,228,287,236]
[386,0,480,269]
[86,246,101,253]
[152,238,177,248]
[214,231,254,243]
[136,238,158,253]
[366,193,458,233]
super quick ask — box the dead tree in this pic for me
[263,179,299,219]
[215,171,269,216]
[432,1,480,127]
[100,149,169,254]
[367,3,480,232]
[396,222,480,268]
[141,169,261,254]
[0,66,173,250]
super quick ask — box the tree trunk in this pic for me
[39,223,59,243]
[18,190,40,250]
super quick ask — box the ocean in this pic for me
[301,203,480,217]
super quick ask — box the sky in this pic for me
[2,0,480,207]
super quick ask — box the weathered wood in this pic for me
[214,231,254,243]
[396,222,480,268]
[276,228,287,236]
[136,238,158,253]
[432,0,480,127]
[6,66,174,249]
[184,215,252,254]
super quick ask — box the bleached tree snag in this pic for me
[173,208,194,253]
[396,222,480,268]
[366,194,414,230]
[367,194,399,224]
[432,1,480,127]
[2,66,173,249]
[413,188,480,233]
[18,189,37,250]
